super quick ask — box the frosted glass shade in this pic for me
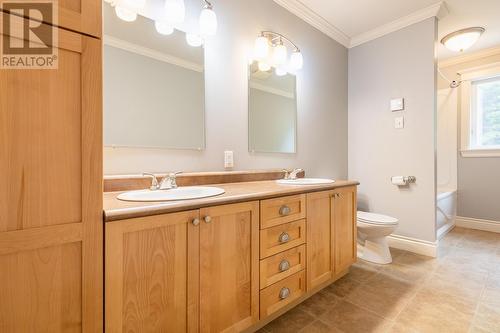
[199,7,217,36]
[272,44,287,66]
[290,50,303,70]
[115,6,137,22]
[155,21,174,35]
[165,0,185,24]
[186,33,203,47]
[441,27,485,52]
[254,36,269,60]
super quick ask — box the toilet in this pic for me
[357,211,399,264]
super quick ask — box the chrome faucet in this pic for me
[159,172,182,189]
[283,168,304,180]
[143,173,160,190]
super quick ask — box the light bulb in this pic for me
[199,7,217,36]
[115,5,137,22]
[272,43,288,66]
[275,66,287,76]
[290,50,303,70]
[186,33,203,47]
[155,20,174,35]
[254,35,269,60]
[165,0,185,24]
[258,61,271,72]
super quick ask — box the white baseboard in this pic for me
[437,222,456,240]
[456,216,500,233]
[388,234,438,258]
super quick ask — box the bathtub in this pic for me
[436,189,457,239]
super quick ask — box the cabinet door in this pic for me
[105,211,200,333]
[1,0,101,37]
[306,191,334,290]
[333,186,357,274]
[0,24,102,332]
[199,202,259,333]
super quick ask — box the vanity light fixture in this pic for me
[186,33,203,47]
[154,20,174,35]
[253,31,303,74]
[199,0,218,36]
[114,0,146,22]
[164,0,186,25]
[441,27,485,52]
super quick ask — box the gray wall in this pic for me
[104,0,348,179]
[348,18,437,242]
[439,54,500,221]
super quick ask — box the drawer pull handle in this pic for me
[278,232,290,243]
[279,259,290,272]
[204,216,212,223]
[279,287,291,300]
[279,205,291,216]
[192,218,200,226]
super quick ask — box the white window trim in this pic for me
[459,62,500,158]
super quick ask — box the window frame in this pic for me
[459,63,500,157]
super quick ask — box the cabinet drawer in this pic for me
[260,220,306,258]
[260,245,306,289]
[260,271,306,319]
[261,194,306,229]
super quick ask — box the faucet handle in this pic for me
[282,169,291,180]
[143,172,159,191]
[168,171,183,178]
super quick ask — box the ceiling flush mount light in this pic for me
[199,0,217,36]
[441,27,485,52]
[253,31,303,72]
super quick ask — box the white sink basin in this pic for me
[117,186,225,202]
[277,178,335,185]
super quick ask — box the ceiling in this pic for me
[275,0,500,59]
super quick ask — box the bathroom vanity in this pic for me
[103,171,358,332]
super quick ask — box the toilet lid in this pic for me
[357,211,398,225]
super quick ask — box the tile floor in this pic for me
[260,227,500,333]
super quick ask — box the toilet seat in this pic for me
[357,211,398,225]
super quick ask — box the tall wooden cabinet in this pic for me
[307,186,357,290]
[0,7,103,333]
[105,202,260,333]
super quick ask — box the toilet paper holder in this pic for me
[391,176,416,186]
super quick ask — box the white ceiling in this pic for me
[275,0,500,59]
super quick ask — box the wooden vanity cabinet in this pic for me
[306,186,357,290]
[0,21,103,332]
[105,202,260,333]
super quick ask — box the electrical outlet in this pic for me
[224,151,234,168]
[390,98,404,111]
[394,116,404,129]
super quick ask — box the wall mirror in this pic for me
[103,4,205,150]
[248,62,297,153]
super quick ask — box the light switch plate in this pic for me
[390,98,405,111]
[224,150,234,168]
[394,116,404,129]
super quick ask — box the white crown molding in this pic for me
[439,46,500,68]
[350,2,448,48]
[103,35,204,73]
[272,0,350,48]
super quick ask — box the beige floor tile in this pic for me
[299,289,340,317]
[322,275,361,298]
[299,320,344,333]
[320,300,392,333]
[471,302,500,333]
[264,307,315,333]
[395,288,477,333]
[384,321,421,333]
[348,260,381,283]
[422,270,486,300]
[392,251,439,271]
[481,286,500,306]
[379,262,431,283]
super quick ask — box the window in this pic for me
[459,64,500,157]
[471,76,500,149]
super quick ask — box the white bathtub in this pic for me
[436,189,457,239]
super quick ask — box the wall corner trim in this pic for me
[349,1,448,48]
[272,0,350,48]
[456,216,500,233]
[387,234,438,258]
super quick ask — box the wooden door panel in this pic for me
[0,23,103,332]
[306,191,334,290]
[333,187,357,274]
[106,211,199,333]
[0,242,82,332]
[199,202,259,333]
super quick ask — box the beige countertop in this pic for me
[103,179,359,222]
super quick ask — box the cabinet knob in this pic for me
[279,205,291,216]
[279,259,290,272]
[278,232,290,243]
[279,287,291,300]
[204,216,212,223]
[192,218,200,226]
